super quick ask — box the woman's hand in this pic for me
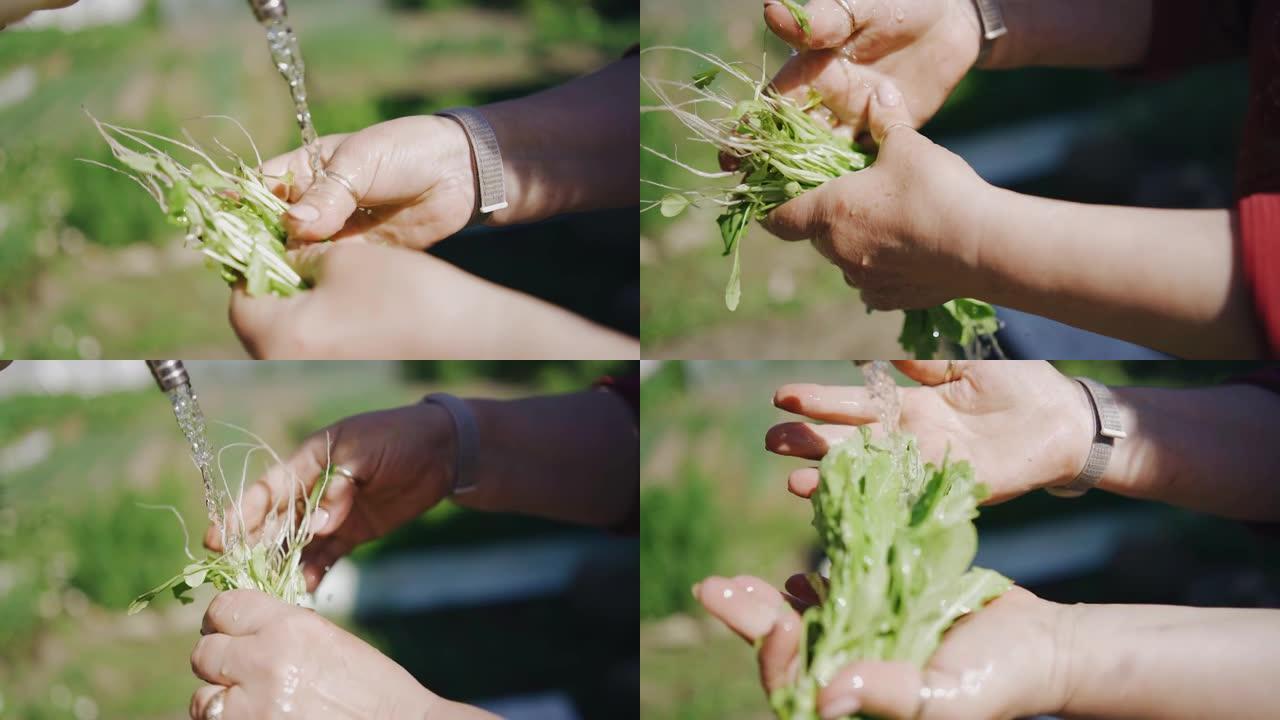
[262,116,477,249]
[189,590,496,720]
[764,0,982,140]
[1,0,78,26]
[762,84,994,310]
[227,242,636,359]
[767,360,1092,503]
[205,402,455,590]
[695,574,1069,719]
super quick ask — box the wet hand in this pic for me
[762,82,992,310]
[767,360,1094,503]
[261,116,477,249]
[189,590,497,720]
[695,575,1069,720]
[763,0,981,140]
[204,400,455,590]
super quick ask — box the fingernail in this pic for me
[288,204,320,222]
[819,694,862,720]
[876,80,902,107]
[311,507,330,533]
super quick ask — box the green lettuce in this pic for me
[771,428,1011,719]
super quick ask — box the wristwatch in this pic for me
[1046,378,1126,498]
[435,107,509,219]
[422,393,480,495]
[972,0,1008,66]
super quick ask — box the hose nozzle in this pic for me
[146,360,190,394]
[247,0,287,23]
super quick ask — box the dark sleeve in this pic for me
[596,373,639,535]
[1231,364,1280,393]
[1129,0,1253,76]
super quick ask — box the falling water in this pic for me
[263,17,325,180]
[856,360,900,435]
[166,384,224,537]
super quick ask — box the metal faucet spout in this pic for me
[247,0,287,23]
[145,360,190,393]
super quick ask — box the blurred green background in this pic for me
[640,0,1249,358]
[0,359,636,719]
[0,0,638,358]
[639,361,1280,719]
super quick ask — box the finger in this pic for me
[201,589,286,637]
[190,633,238,685]
[189,685,249,720]
[225,433,330,543]
[765,421,861,459]
[867,79,920,148]
[892,360,966,386]
[817,661,924,720]
[758,596,804,693]
[285,137,377,242]
[761,180,839,242]
[300,535,356,592]
[778,571,819,604]
[695,576,783,643]
[787,467,820,498]
[770,50,878,134]
[764,0,855,49]
[259,134,351,202]
[227,286,301,360]
[774,383,885,424]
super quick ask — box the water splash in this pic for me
[263,18,325,180]
[165,384,224,538]
[857,360,900,435]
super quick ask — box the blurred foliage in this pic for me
[639,467,720,619]
[401,360,635,392]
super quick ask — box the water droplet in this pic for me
[894,7,905,22]
[722,588,734,599]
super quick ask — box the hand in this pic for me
[189,590,493,720]
[228,242,637,359]
[263,116,476,249]
[1,0,77,25]
[764,0,982,139]
[767,360,1093,503]
[762,83,993,310]
[695,574,1068,720]
[205,402,454,590]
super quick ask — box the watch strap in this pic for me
[435,107,509,216]
[973,0,1008,66]
[1046,378,1127,498]
[422,393,480,495]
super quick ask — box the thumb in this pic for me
[284,141,373,243]
[764,0,855,50]
[866,79,918,148]
[228,287,298,359]
[817,661,927,719]
[761,181,840,242]
[892,360,966,386]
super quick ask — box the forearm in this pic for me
[1059,603,1280,719]
[1090,384,1280,521]
[970,188,1263,358]
[455,390,638,528]
[481,56,638,225]
[983,0,1152,69]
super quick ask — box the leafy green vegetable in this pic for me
[770,428,1010,719]
[780,0,811,38]
[129,464,335,615]
[642,48,1004,358]
[84,112,307,298]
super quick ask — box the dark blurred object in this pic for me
[400,360,636,387]
[431,208,639,337]
[386,0,637,21]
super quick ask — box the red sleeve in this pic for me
[596,372,639,535]
[1129,0,1252,76]
[1240,194,1280,358]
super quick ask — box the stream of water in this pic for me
[857,360,900,436]
[166,384,224,538]
[263,17,325,180]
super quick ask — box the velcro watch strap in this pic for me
[422,393,480,495]
[1046,378,1127,498]
[435,107,509,216]
[973,0,1008,66]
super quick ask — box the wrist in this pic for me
[445,398,509,514]
[1052,375,1098,489]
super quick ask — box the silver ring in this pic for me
[331,464,358,483]
[205,688,226,720]
[326,171,360,203]
[880,121,914,140]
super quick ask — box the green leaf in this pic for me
[184,564,208,589]
[692,67,720,89]
[660,193,691,218]
[780,0,811,38]
[725,238,743,311]
[245,248,270,298]
[190,163,234,191]
[716,206,751,256]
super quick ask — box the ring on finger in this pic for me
[880,121,914,141]
[330,463,362,486]
[205,688,227,720]
[326,171,360,203]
